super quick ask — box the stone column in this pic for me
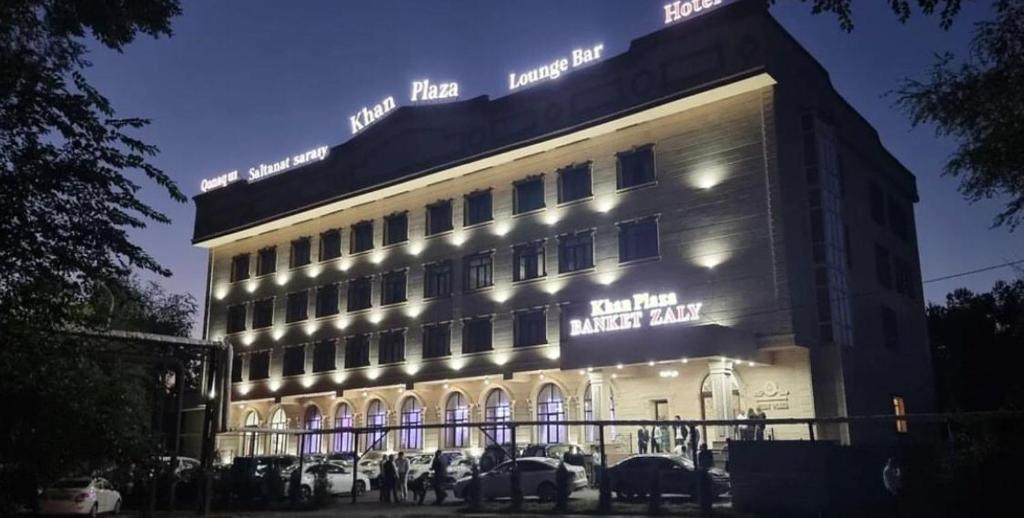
[706,359,736,445]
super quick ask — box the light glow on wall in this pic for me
[491,286,512,303]
[269,379,282,392]
[691,240,733,269]
[545,346,561,360]
[275,272,291,286]
[214,285,229,300]
[543,208,561,226]
[332,373,346,384]
[301,375,315,388]
[691,163,726,190]
[335,316,350,330]
[409,240,425,256]
[242,332,255,346]
[371,249,386,264]
[492,351,510,366]
[369,309,384,324]
[366,368,381,380]
[449,229,467,247]
[449,357,466,371]
[493,221,512,236]
[339,257,353,272]
[272,327,286,341]
[544,278,565,294]
[404,361,421,376]
[405,301,424,318]
[307,264,323,278]
[246,279,258,293]
[304,321,320,336]
[594,194,618,213]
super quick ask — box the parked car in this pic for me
[39,477,122,516]
[522,443,588,466]
[406,454,435,482]
[404,450,467,489]
[282,463,369,497]
[453,457,586,502]
[606,454,730,501]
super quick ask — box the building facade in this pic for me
[192,1,933,460]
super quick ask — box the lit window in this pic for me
[424,261,453,298]
[892,396,907,433]
[378,329,405,364]
[616,145,655,189]
[513,241,546,282]
[514,309,547,347]
[332,403,354,453]
[366,400,387,451]
[584,383,595,443]
[242,410,263,455]
[350,221,374,253]
[290,237,311,268]
[303,406,323,453]
[462,316,492,354]
[618,217,659,262]
[231,254,251,282]
[537,383,566,443]
[463,252,493,291]
[381,270,407,305]
[426,200,453,236]
[422,323,451,359]
[514,176,545,214]
[464,190,493,226]
[269,408,288,454]
[445,392,470,448]
[484,388,512,445]
[347,277,372,312]
[285,291,308,323]
[558,163,592,203]
[320,229,342,261]
[384,212,408,246]
[257,247,277,276]
[400,397,423,450]
[558,231,594,273]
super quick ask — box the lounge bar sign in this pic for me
[664,0,725,24]
[508,43,605,91]
[568,291,703,337]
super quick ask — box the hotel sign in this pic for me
[508,43,605,91]
[664,0,725,24]
[568,291,703,337]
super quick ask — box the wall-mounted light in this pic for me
[690,163,726,190]
[307,264,323,278]
[339,257,353,271]
[405,301,423,318]
[491,287,512,303]
[493,221,512,237]
[269,379,282,392]
[366,368,380,380]
[409,240,425,256]
[369,309,384,324]
[301,375,315,388]
[242,332,255,346]
[449,230,467,247]
[371,250,386,264]
[691,240,732,269]
[272,327,285,341]
[304,322,320,336]
[616,363,623,370]
[543,209,561,226]
[449,357,466,371]
[492,352,510,366]
[594,194,618,213]
[544,346,561,360]
[214,285,229,300]
[544,279,565,295]
[275,272,290,286]
[246,279,258,294]
[336,316,350,330]
[332,373,346,384]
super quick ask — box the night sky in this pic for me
[81,0,1022,335]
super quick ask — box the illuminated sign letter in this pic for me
[571,291,703,338]
[350,96,397,135]
[411,80,460,102]
[664,0,723,25]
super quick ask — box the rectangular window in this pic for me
[384,213,408,246]
[320,229,342,261]
[881,305,899,350]
[378,330,405,364]
[313,339,336,373]
[616,145,655,189]
[422,323,451,359]
[231,354,243,382]
[257,247,277,276]
[315,283,339,317]
[344,334,370,369]
[514,309,547,347]
[249,351,270,380]
[230,254,250,282]
[618,217,659,262]
[557,163,592,203]
[252,298,274,329]
[290,237,311,268]
[381,270,407,305]
[424,260,453,298]
[462,317,493,354]
[887,195,910,241]
[893,257,915,298]
[464,190,493,226]
[426,200,453,236]
[514,176,545,214]
[893,396,908,433]
[558,231,594,273]
[869,182,887,225]
[464,252,493,291]
[285,291,308,323]
[350,221,374,254]
[875,244,892,288]
[347,277,372,312]
[513,241,546,281]
[283,346,305,377]
[227,304,247,333]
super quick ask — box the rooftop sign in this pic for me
[664,0,725,24]
[411,79,459,102]
[508,43,604,91]
[199,146,329,193]
[200,170,239,193]
[349,96,397,135]
[568,291,703,337]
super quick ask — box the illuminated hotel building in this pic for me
[193,1,933,458]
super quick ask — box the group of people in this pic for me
[377,450,449,506]
[734,408,769,441]
[636,416,702,456]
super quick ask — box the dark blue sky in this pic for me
[82,0,1021,332]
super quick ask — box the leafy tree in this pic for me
[783,0,964,31]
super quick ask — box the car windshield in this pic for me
[54,479,91,489]
[546,445,572,458]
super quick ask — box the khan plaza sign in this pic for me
[568,291,703,337]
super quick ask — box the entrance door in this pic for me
[699,372,740,447]
[652,400,668,453]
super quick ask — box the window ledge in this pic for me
[616,180,658,194]
[618,255,662,267]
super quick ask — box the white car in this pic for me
[40,477,122,516]
[284,463,369,497]
[406,454,435,481]
[453,457,587,502]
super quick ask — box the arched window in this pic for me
[366,400,387,451]
[584,383,596,443]
[536,383,566,444]
[445,392,470,448]
[269,408,288,454]
[400,397,423,450]
[242,410,263,456]
[483,388,511,445]
[332,403,354,453]
[303,406,323,454]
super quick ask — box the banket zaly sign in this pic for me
[568,291,703,337]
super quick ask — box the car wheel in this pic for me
[89,503,98,518]
[536,482,556,502]
[355,481,366,495]
[301,485,312,499]
[113,499,122,515]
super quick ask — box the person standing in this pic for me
[735,409,748,440]
[673,416,688,454]
[755,409,767,441]
[658,424,671,455]
[431,450,448,505]
[637,427,649,454]
[381,455,396,503]
[395,452,410,502]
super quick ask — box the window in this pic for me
[347,277,372,312]
[332,403,354,453]
[462,316,492,353]
[269,408,288,454]
[315,283,339,317]
[231,354,243,382]
[445,392,470,448]
[302,406,323,454]
[384,213,408,246]
[366,400,386,451]
[249,351,270,380]
[558,163,592,203]
[283,346,305,376]
[227,304,247,333]
[584,384,595,442]
[231,254,250,282]
[313,339,336,372]
[424,261,452,298]
[483,389,512,445]
[892,396,908,433]
[320,229,342,261]
[344,334,370,368]
[400,397,423,450]
[618,217,659,262]
[381,270,407,305]
[253,298,274,329]
[242,411,263,456]
[350,221,374,253]
[893,257,915,298]
[422,323,451,359]
[514,309,547,347]
[536,383,567,444]
[881,306,899,350]
[257,247,277,276]
[513,241,546,281]
[464,252,493,291]
[875,244,892,288]
[869,182,887,225]
[514,176,545,214]
[290,237,311,268]
[378,329,405,364]
[426,200,453,236]
[464,190,493,226]
[888,196,910,241]
[285,291,308,323]
[558,231,594,273]
[616,145,655,189]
